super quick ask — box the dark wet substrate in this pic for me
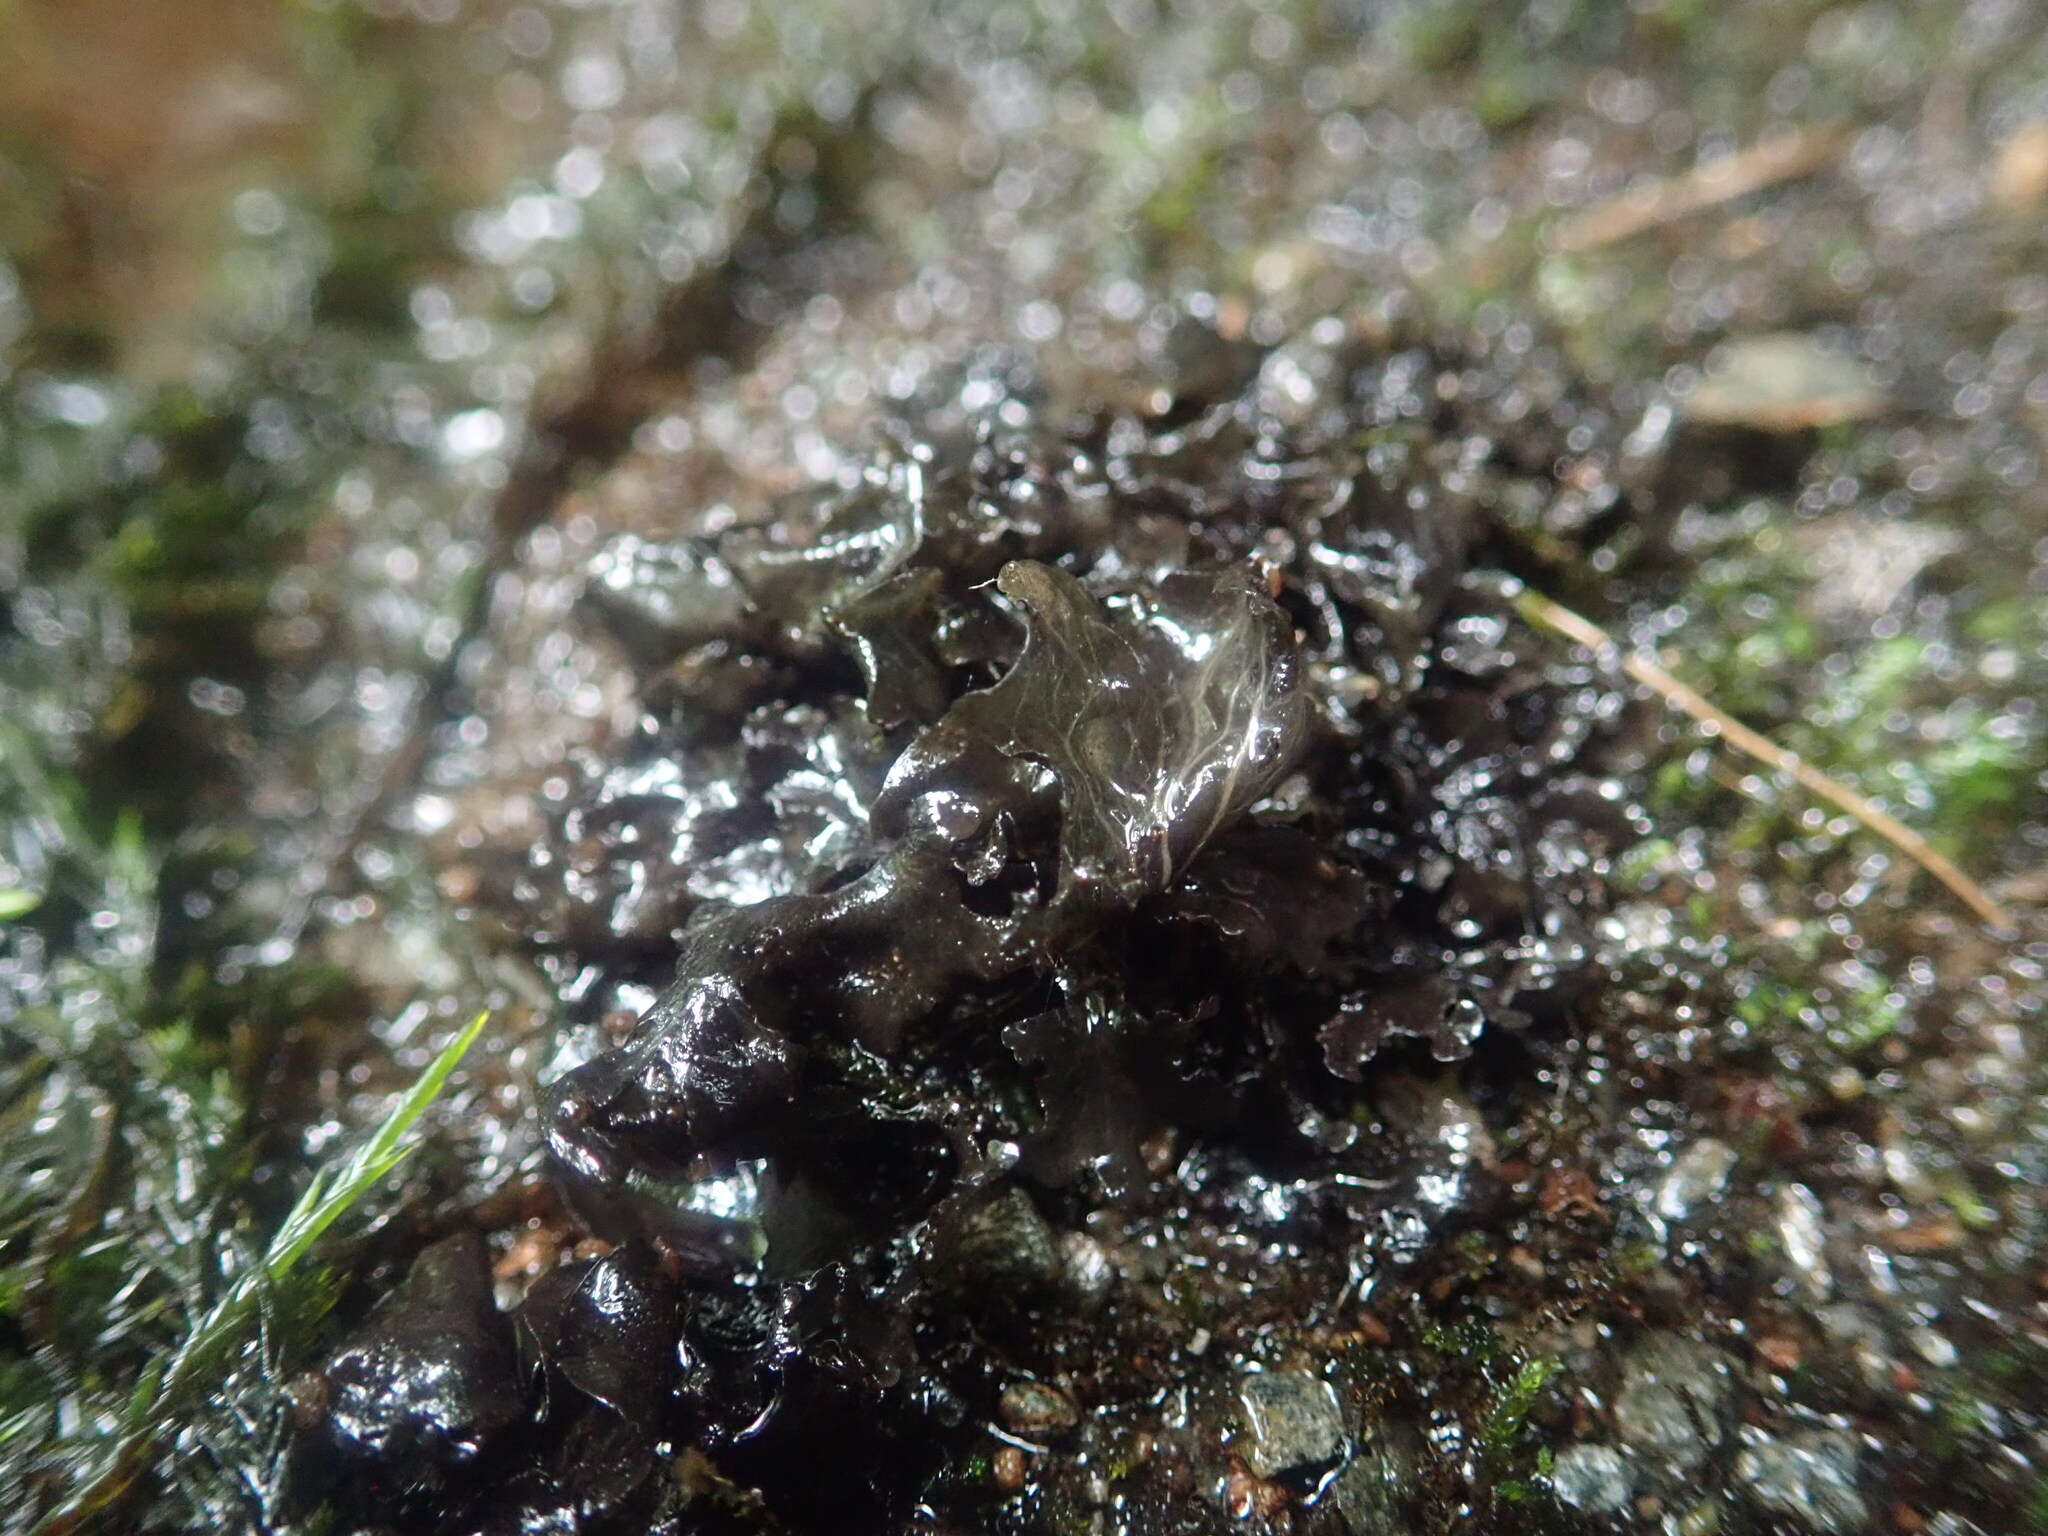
[291,317,1777,1534]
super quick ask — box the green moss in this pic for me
[1498,1444,1556,1504]
[1421,1318,1505,1366]
[1392,3,1482,73]
[1613,836,1678,890]
[2025,1477,2048,1536]
[1615,1239,1666,1277]
[1824,976,1905,1055]
[1482,1356,1561,1454]
[1934,1173,1998,1232]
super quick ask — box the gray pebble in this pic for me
[1550,1443,1633,1513]
[1238,1371,1350,1483]
[1656,1138,1737,1221]
[1614,1333,1734,1476]
[1736,1428,1868,1532]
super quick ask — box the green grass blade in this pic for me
[36,1010,489,1535]
[263,1008,490,1279]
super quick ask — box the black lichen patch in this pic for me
[290,1234,522,1512]
[297,323,1660,1532]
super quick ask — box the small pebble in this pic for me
[1736,1429,1868,1532]
[1550,1443,1632,1513]
[999,1379,1079,1437]
[1238,1371,1350,1483]
[992,1445,1027,1492]
[1656,1138,1737,1220]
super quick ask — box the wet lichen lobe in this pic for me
[305,322,1656,1533]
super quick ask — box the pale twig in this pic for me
[1512,588,2014,931]
[1549,126,1848,253]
